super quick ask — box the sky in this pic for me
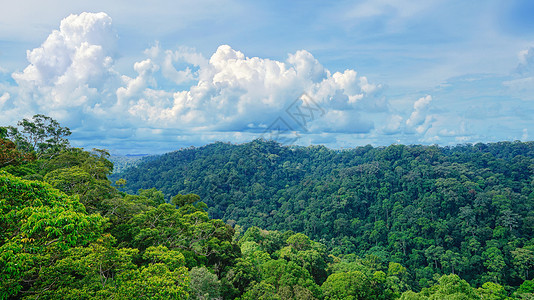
[1,0,534,154]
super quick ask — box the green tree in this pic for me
[44,165,114,212]
[240,281,280,300]
[400,274,479,300]
[0,171,106,298]
[483,247,506,283]
[225,257,262,295]
[4,114,71,156]
[126,201,238,271]
[321,271,374,300]
[189,266,221,300]
[511,247,534,281]
[260,259,321,299]
[476,282,510,300]
[280,234,330,285]
[514,279,534,299]
[172,193,201,207]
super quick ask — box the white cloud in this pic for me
[503,46,534,96]
[127,44,382,135]
[13,12,115,86]
[406,95,432,129]
[382,114,404,134]
[0,92,9,110]
[517,46,534,75]
[414,115,434,135]
[144,43,208,85]
[11,12,119,122]
[5,10,531,153]
[4,12,388,150]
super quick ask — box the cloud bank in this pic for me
[1,12,533,153]
[1,12,386,151]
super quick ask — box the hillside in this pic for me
[109,154,153,174]
[115,139,534,288]
[2,116,534,298]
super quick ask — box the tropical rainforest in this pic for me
[1,115,533,299]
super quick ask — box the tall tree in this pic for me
[4,114,71,156]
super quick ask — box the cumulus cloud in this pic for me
[13,12,116,87]
[9,12,119,126]
[144,43,208,85]
[2,11,448,152]
[126,44,382,134]
[406,95,433,134]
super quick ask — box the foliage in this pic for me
[399,274,483,299]
[3,114,71,156]
[514,280,534,299]
[0,171,106,298]
[115,140,534,289]
[3,116,534,299]
[190,266,222,299]
[108,154,150,174]
[0,137,35,168]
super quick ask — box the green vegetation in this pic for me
[2,116,533,299]
[109,154,151,174]
[116,139,534,294]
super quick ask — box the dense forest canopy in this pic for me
[1,115,533,299]
[115,139,534,291]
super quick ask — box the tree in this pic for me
[476,282,510,300]
[321,271,368,300]
[41,148,116,213]
[286,233,312,251]
[172,193,201,207]
[399,274,479,300]
[4,114,71,156]
[0,168,192,299]
[126,201,238,272]
[0,171,106,298]
[511,247,534,281]
[44,165,114,212]
[114,139,534,289]
[138,188,166,206]
[240,281,280,300]
[24,238,190,299]
[483,247,506,283]
[259,259,321,299]
[514,279,534,299]
[225,257,262,295]
[0,136,34,168]
[280,233,330,285]
[189,266,222,299]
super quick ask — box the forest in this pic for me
[1,115,534,299]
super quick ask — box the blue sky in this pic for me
[1,0,533,154]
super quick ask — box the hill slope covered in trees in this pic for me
[115,139,534,289]
[2,116,534,299]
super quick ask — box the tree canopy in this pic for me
[2,116,533,299]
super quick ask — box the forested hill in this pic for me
[3,116,534,298]
[115,139,534,288]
